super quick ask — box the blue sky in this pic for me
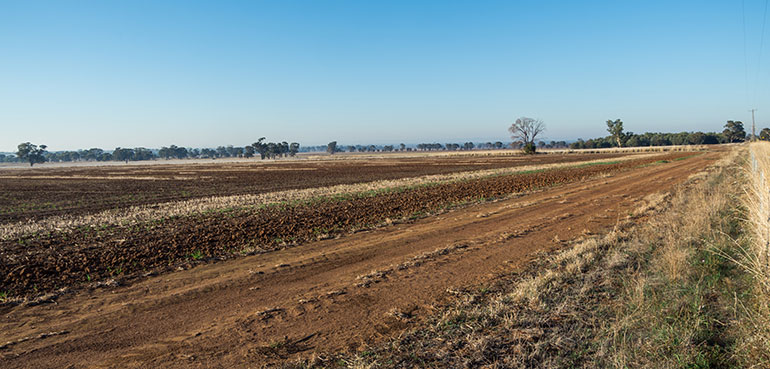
[1,0,768,151]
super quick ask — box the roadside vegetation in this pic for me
[734,142,770,366]
[282,144,770,368]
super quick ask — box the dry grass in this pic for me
[732,142,770,367]
[545,144,710,155]
[280,145,746,369]
[303,144,707,161]
[0,153,656,240]
[600,150,742,368]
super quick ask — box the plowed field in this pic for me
[2,153,691,298]
[0,153,626,223]
[0,150,719,368]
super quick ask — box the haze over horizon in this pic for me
[2,0,768,152]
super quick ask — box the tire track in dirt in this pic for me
[0,152,719,368]
[0,153,683,298]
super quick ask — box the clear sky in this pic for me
[1,0,768,151]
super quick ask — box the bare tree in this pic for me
[508,117,545,154]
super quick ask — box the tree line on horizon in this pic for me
[572,119,750,150]
[4,139,301,166]
[4,120,762,166]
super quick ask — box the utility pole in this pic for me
[751,108,758,141]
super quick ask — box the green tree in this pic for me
[113,147,135,163]
[723,120,746,143]
[252,137,267,159]
[760,128,770,141]
[625,135,641,147]
[326,141,338,154]
[244,145,255,158]
[16,142,47,166]
[687,132,706,145]
[606,119,624,147]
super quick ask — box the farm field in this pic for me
[0,148,722,367]
[0,152,630,223]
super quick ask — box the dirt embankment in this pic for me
[0,151,718,368]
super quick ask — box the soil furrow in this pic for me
[0,151,717,368]
[0,153,629,223]
[0,153,692,299]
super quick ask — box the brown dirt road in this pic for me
[0,152,719,368]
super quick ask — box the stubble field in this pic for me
[0,148,719,367]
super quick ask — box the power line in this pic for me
[743,0,751,105]
[754,0,769,105]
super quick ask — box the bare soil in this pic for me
[0,153,628,223]
[2,153,688,299]
[0,151,718,368]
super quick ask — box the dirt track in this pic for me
[0,152,718,368]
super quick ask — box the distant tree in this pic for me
[265,142,277,159]
[216,146,228,158]
[326,141,338,155]
[252,138,267,159]
[760,128,770,141]
[624,136,641,147]
[463,142,475,150]
[570,139,585,149]
[134,148,154,160]
[494,141,504,149]
[649,134,670,146]
[687,132,706,145]
[723,120,746,143]
[289,142,300,157]
[174,145,188,159]
[244,145,255,158]
[701,133,718,144]
[225,145,236,157]
[16,142,47,166]
[200,148,216,158]
[159,146,170,159]
[113,147,135,163]
[82,148,104,161]
[399,143,406,151]
[670,132,688,145]
[233,147,244,157]
[509,117,545,154]
[606,119,625,147]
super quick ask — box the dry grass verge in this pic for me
[281,147,747,368]
[733,142,770,367]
